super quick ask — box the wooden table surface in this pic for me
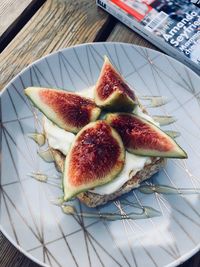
[0,0,200,266]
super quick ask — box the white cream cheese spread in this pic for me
[43,117,75,155]
[43,87,159,195]
[91,152,151,195]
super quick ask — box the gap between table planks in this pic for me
[0,0,33,36]
[0,0,46,51]
[107,22,157,49]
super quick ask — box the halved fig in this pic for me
[63,121,125,201]
[94,56,137,111]
[25,87,101,133]
[106,113,187,158]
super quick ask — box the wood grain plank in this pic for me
[0,0,33,36]
[107,22,159,50]
[0,0,46,52]
[0,0,109,91]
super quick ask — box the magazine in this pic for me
[96,0,200,74]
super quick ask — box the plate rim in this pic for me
[1,42,200,267]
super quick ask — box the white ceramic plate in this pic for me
[1,43,200,267]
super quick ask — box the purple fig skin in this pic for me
[94,56,138,111]
[25,87,101,133]
[106,113,187,159]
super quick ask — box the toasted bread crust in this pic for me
[77,157,165,207]
[49,147,165,207]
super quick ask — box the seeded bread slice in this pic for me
[49,148,166,207]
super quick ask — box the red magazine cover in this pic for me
[97,0,200,74]
[110,0,154,21]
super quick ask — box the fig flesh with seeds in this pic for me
[106,113,187,158]
[63,121,125,201]
[94,56,137,111]
[25,87,101,133]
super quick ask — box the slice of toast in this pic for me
[44,100,166,207]
[49,147,166,207]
